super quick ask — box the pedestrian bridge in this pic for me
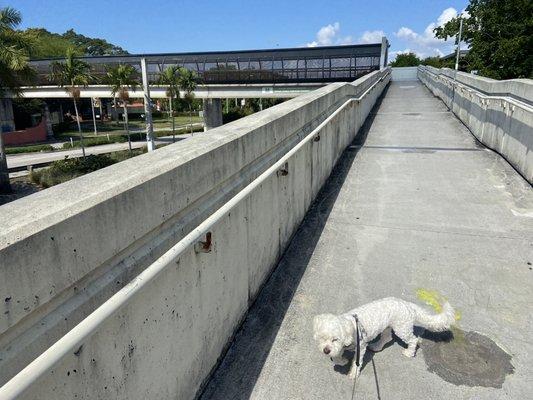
[0,66,532,399]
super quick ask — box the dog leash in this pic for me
[352,313,361,367]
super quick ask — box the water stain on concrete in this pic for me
[415,288,513,388]
[421,329,514,388]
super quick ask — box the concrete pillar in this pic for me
[43,102,54,139]
[0,99,15,132]
[0,99,12,193]
[203,98,223,131]
[380,37,389,69]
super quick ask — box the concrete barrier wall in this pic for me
[0,69,390,399]
[418,66,533,183]
[391,66,418,81]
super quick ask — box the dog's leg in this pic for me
[368,327,393,352]
[393,326,418,357]
[348,343,367,380]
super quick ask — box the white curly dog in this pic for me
[313,297,455,379]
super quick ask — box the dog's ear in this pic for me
[340,317,354,347]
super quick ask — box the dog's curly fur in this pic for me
[313,297,455,379]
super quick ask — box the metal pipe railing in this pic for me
[0,69,389,400]
[418,66,533,112]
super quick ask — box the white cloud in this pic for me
[358,30,385,44]
[307,22,341,47]
[393,7,459,58]
[437,7,458,26]
[307,23,383,47]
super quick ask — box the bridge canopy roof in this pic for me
[30,43,383,85]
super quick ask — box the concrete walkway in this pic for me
[200,82,533,399]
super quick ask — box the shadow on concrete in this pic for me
[199,86,390,400]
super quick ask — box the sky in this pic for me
[8,0,469,59]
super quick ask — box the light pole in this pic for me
[141,58,155,152]
[455,17,463,71]
[91,97,98,135]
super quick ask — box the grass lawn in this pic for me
[5,143,55,155]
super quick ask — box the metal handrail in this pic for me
[418,66,533,113]
[0,69,389,400]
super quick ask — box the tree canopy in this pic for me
[106,64,139,101]
[49,47,95,96]
[434,0,532,79]
[389,53,421,67]
[25,27,128,59]
[0,6,35,96]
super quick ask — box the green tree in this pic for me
[179,68,198,133]
[434,0,533,79]
[62,29,128,56]
[25,28,128,59]
[389,53,421,67]
[158,66,182,142]
[26,28,81,59]
[106,64,139,153]
[50,47,96,158]
[0,6,35,193]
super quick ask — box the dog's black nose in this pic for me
[323,347,331,355]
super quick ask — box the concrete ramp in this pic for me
[200,82,533,399]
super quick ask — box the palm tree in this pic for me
[50,47,95,158]
[0,6,35,193]
[106,64,139,153]
[158,66,181,142]
[179,68,198,134]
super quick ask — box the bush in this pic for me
[30,155,117,187]
[29,150,148,188]
[5,144,55,154]
[222,107,253,124]
[52,121,74,135]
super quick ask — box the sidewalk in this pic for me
[200,82,533,399]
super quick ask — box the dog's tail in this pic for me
[413,301,455,332]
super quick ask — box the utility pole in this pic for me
[455,17,463,71]
[141,58,155,151]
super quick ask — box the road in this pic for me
[200,82,533,399]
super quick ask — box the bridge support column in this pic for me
[43,102,54,139]
[380,36,389,69]
[0,98,15,132]
[203,98,223,131]
[0,99,13,193]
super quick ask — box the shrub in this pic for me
[30,155,117,187]
[29,150,149,188]
[222,107,253,124]
[52,121,74,135]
